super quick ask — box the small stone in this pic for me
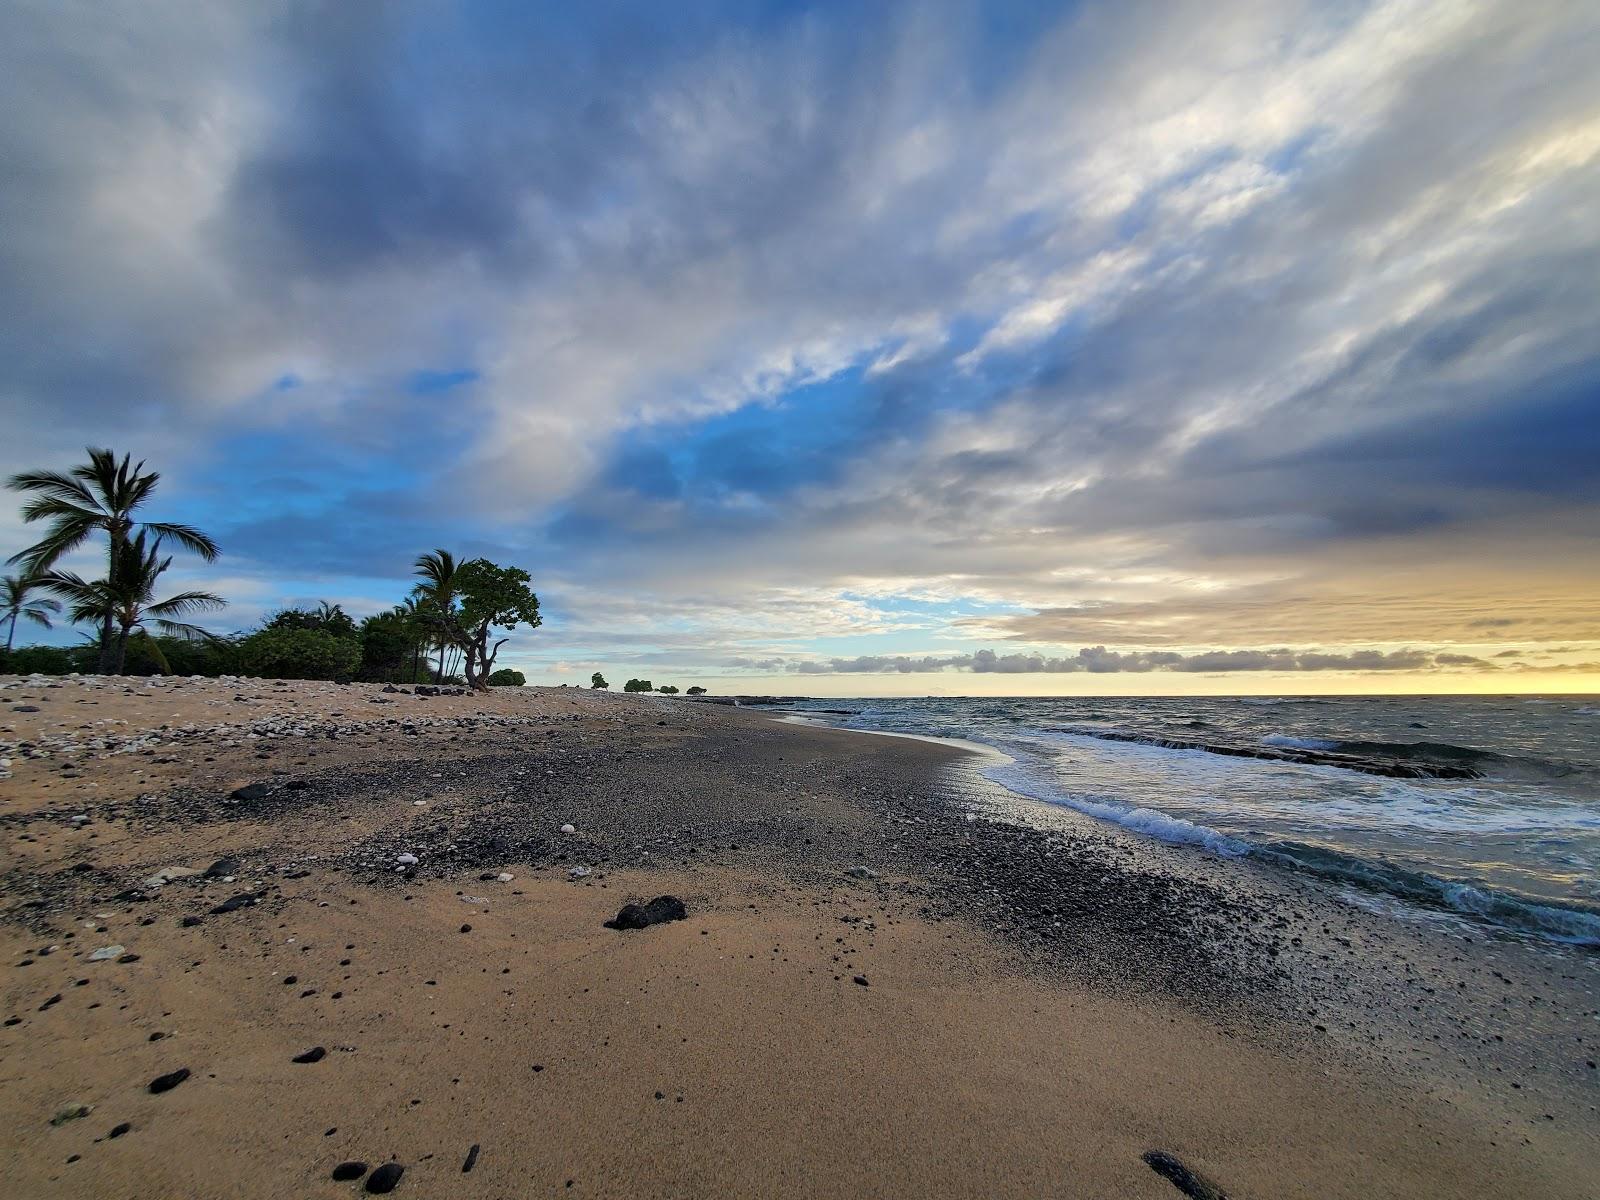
[331,1161,368,1181]
[396,853,419,866]
[495,872,514,883]
[365,1162,405,1193]
[229,784,269,802]
[462,1144,480,1173]
[844,866,880,881]
[88,945,125,961]
[51,1101,93,1126]
[560,823,576,834]
[292,1046,327,1063]
[180,916,203,928]
[147,1068,190,1094]
[853,975,869,986]
[203,858,240,879]
[459,924,472,933]
[108,1121,131,1138]
[209,891,260,915]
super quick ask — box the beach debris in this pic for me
[569,865,591,879]
[147,1068,191,1094]
[291,1046,327,1064]
[462,1143,481,1173]
[331,1161,368,1181]
[560,823,576,834]
[1141,1150,1229,1200]
[605,895,688,930]
[50,1101,93,1126]
[395,853,419,866]
[365,1162,405,1193]
[844,866,880,881]
[87,945,125,961]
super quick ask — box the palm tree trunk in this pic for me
[96,525,125,673]
[112,623,132,675]
[5,612,16,653]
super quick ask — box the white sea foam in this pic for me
[1261,733,1342,751]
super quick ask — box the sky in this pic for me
[2,0,1597,696]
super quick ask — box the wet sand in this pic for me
[1,675,1594,1198]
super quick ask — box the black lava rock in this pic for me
[209,891,262,915]
[204,857,241,878]
[108,1122,131,1138]
[462,1144,480,1173]
[331,1161,368,1181]
[292,1046,327,1063]
[365,1162,405,1193]
[604,895,688,930]
[147,1068,190,1094]
[228,784,269,803]
[180,915,203,928]
[1142,1150,1229,1200]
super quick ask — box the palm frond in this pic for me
[146,590,226,618]
[142,521,220,561]
[150,619,215,642]
[6,469,99,509]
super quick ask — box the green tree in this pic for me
[623,678,653,693]
[2,573,61,652]
[268,601,357,638]
[358,608,427,682]
[235,627,362,680]
[7,449,219,672]
[658,684,679,694]
[686,686,706,695]
[451,559,541,690]
[590,672,609,689]
[486,667,526,686]
[42,531,225,674]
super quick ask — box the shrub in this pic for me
[657,684,679,694]
[686,686,706,695]
[235,627,362,681]
[0,644,91,675]
[486,668,525,686]
[590,672,608,689]
[623,678,653,693]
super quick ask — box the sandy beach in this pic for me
[1,676,1595,1198]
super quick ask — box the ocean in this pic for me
[778,694,1600,948]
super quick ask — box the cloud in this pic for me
[2,1,1597,686]
[789,646,1488,675]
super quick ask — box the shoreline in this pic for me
[2,675,1595,1197]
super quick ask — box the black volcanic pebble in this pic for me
[292,1046,327,1064]
[331,1161,368,1181]
[459,924,472,933]
[209,891,260,915]
[180,916,203,928]
[462,1143,480,1173]
[604,895,688,931]
[204,857,241,878]
[1142,1150,1229,1200]
[365,1162,405,1193]
[108,1122,131,1138]
[147,1068,190,1094]
[853,975,869,986]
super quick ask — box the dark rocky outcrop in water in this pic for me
[1070,727,1485,779]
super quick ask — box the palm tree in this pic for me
[7,449,220,672]
[2,573,62,652]
[43,531,225,674]
[412,549,459,682]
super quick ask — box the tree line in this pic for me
[2,448,541,689]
